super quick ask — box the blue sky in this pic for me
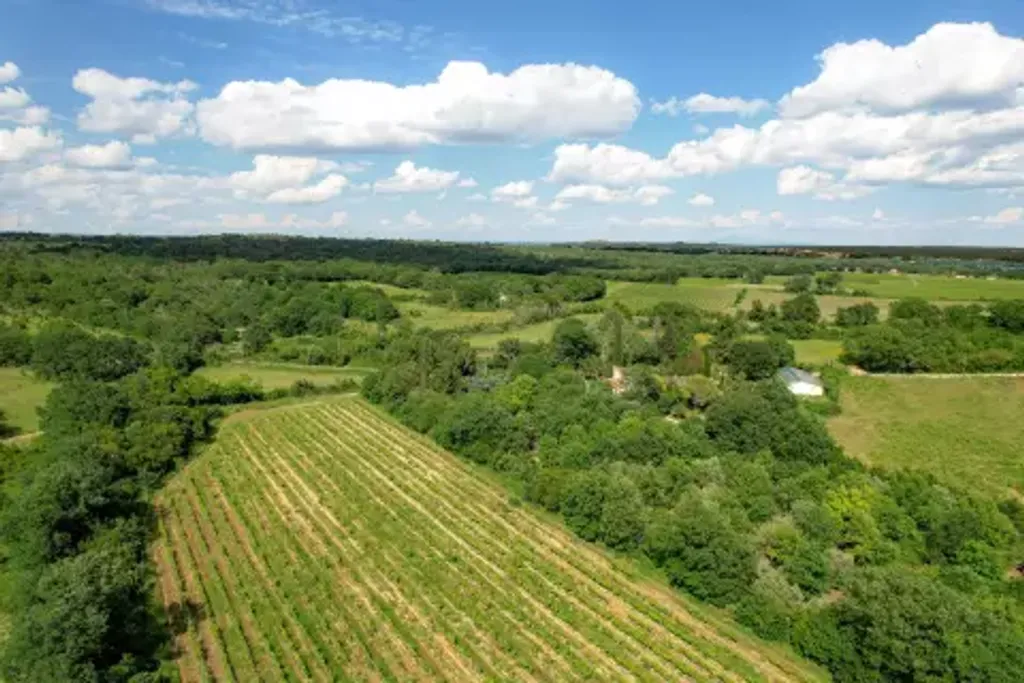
[1,0,1023,243]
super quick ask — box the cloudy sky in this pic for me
[1,0,1024,244]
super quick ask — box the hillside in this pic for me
[155,397,823,682]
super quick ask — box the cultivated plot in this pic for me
[155,398,823,682]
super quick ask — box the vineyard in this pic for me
[154,398,823,682]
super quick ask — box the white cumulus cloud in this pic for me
[374,160,461,193]
[65,141,134,169]
[229,155,342,202]
[281,211,349,230]
[456,213,488,227]
[0,126,62,163]
[777,166,871,201]
[549,143,672,186]
[556,184,674,206]
[73,68,196,143]
[0,87,30,109]
[403,210,431,227]
[688,193,715,207]
[780,22,1024,118]
[652,93,770,117]
[0,62,19,85]
[491,180,534,200]
[196,61,639,152]
[982,207,1023,224]
[549,24,1024,195]
[491,180,540,209]
[265,174,347,204]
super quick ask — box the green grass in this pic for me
[840,272,1024,301]
[154,397,825,681]
[829,376,1024,497]
[467,314,604,350]
[397,302,515,330]
[0,367,54,435]
[607,279,897,321]
[341,280,429,300]
[762,272,1024,304]
[606,279,742,312]
[791,339,843,366]
[196,362,370,391]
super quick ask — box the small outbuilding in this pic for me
[778,367,824,397]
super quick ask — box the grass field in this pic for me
[606,280,742,313]
[791,339,843,366]
[839,272,1024,301]
[398,302,515,330]
[829,376,1024,497]
[466,314,603,350]
[154,398,824,682]
[196,363,369,390]
[342,280,429,300]
[0,367,53,435]
[606,279,897,321]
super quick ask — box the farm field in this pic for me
[195,362,369,390]
[829,376,1024,497]
[155,398,824,682]
[0,367,53,435]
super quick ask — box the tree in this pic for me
[0,324,32,366]
[552,318,598,367]
[814,272,843,294]
[493,338,523,368]
[989,299,1024,333]
[835,302,879,327]
[644,496,757,606]
[31,324,149,382]
[599,474,647,550]
[599,309,625,366]
[889,297,942,326]
[744,269,765,285]
[819,568,1024,682]
[784,274,812,293]
[560,470,609,542]
[1,521,162,682]
[242,322,272,355]
[781,293,820,325]
[841,325,917,372]
[0,408,15,438]
[724,339,792,380]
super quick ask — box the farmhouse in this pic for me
[778,367,824,397]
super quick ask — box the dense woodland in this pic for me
[3,234,1024,681]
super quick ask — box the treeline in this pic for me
[0,365,227,680]
[840,298,1024,372]
[0,232,601,273]
[0,248,611,365]
[0,322,149,383]
[0,362,350,680]
[363,320,1024,682]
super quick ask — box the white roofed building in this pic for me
[778,367,824,397]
